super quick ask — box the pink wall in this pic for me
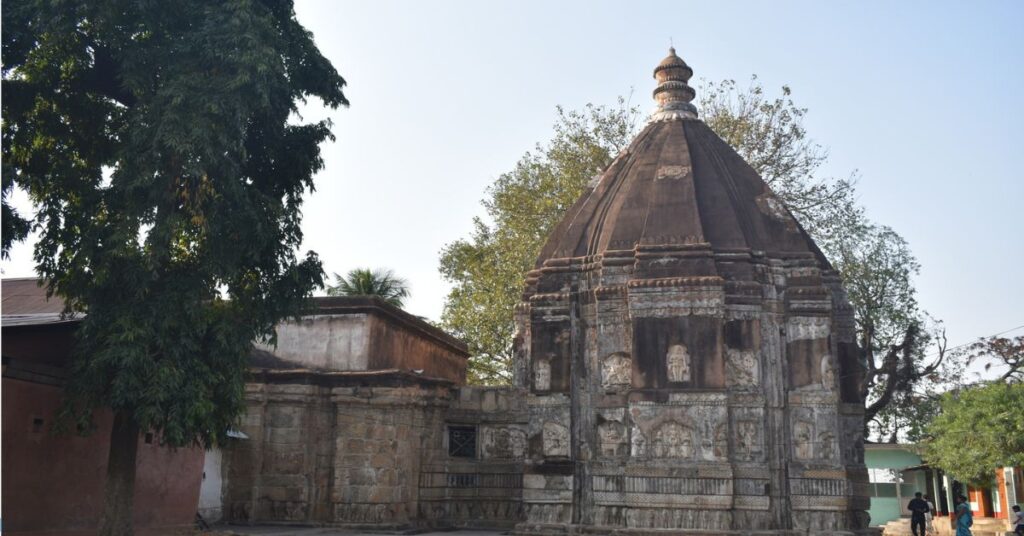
[2,377,205,535]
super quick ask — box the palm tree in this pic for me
[326,268,410,308]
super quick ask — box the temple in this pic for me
[511,48,872,534]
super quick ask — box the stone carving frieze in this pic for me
[787,317,831,341]
[725,348,759,388]
[542,421,570,457]
[794,420,814,460]
[482,426,526,460]
[601,352,632,389]
[598,422,627,457]
[735,420,762,461]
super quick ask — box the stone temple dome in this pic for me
[514,49,871,535]
[534,47,829,278]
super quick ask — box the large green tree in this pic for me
[2,2,347,534]
[439,78,945,440]
[924,382,1024,486]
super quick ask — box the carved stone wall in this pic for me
[514,250,872,535]
[221,373,453,527]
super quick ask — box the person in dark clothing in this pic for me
[908,492,931,536]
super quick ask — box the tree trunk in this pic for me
[98,411,140,536]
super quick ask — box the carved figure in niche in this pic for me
[666,344,691,382]
[736,420,760,459]
[534,358,551,391]
[820,354,835,390]
[726,349,759,387]
[543,421,569,457]
[598,422,626,456]
[713,422,729,459]
[818,431,836,460]
[630,428,648,457]
[601,352,631,389]
[794,421,814,460]
[652,421,694,458]
[483,427,526,459]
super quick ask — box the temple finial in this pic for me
[650,47,698,121]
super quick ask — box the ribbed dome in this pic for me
[533,53,829,277]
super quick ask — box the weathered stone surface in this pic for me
[512,49,873,535]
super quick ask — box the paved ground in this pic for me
[208,526,505,536]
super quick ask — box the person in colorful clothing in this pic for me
[955,495,973,536]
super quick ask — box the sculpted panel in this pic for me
[666,344,691,383]
[820,354,836,390]
[735,420,762,461]
[482,426,526,460]
[794,420,814,460]
[651,421,695,458]
[533,359,551,391]
[542,421,569,457]
[788,317,830,341]
[725,348,759,388]
[601,352,631,389]
[598,422,627,457]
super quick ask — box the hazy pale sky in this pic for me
[4,0,1023,354]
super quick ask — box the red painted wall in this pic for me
[2,377,205,535]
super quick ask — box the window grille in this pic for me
[448,426,477,458]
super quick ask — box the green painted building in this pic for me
[864,444,940,526]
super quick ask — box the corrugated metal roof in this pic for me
[1,278,78,326]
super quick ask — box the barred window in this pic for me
[448,426,477,458]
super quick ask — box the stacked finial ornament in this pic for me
[651,47,699,121]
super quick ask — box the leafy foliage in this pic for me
[924,382,1024,486]
[327,268,410,308]
[439,99,641,384]
[2,0,346,447]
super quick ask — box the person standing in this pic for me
[908,492,930,536]
[1011,504,1024,536]
[924,494,937,535]
[955,494,973,536]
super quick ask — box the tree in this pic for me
[2,2,347,535]
[439,99,641,383]
[924,382,1024,486]
[327,268,410,308]
[966,335,1024,383]
[439,78,945,439]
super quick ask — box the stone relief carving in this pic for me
[601,352,631,389]
[817,431,836,461]
[696,419,727,460]
[534,358,551,391]
[666,344,691,382]
[482,427,526,459]
[794,421,814,460]
[735,420,761,460]
[726,348,759,387]
[651,421,695,458]
[630,427,648,457]
[598,422,626,457]
[820,354,835,390]
[787,317,831,341]
[543,421,569,457]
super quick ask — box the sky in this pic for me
[3,0,1023,358]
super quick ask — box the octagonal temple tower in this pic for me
[513,49,872,535]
